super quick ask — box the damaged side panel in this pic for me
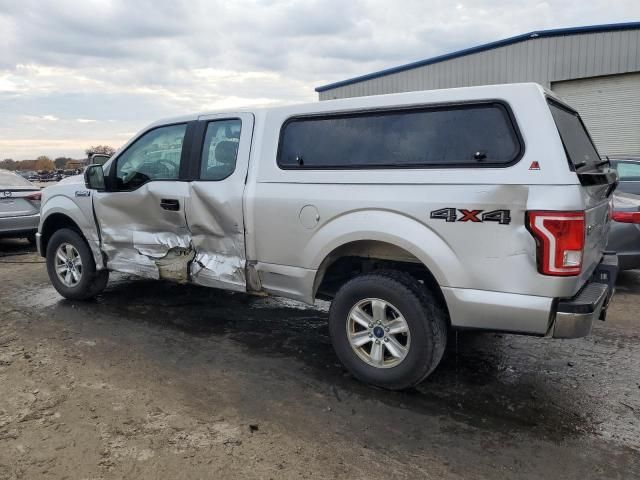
[186,181,247,292]
[182,111,255,292]
[94,113,253,291]
[93,171,248,289]
[94,182,197,282]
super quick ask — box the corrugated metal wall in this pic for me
[552,72,640,156]
[318,29,640,100]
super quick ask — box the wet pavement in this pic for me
[0,238,639,479]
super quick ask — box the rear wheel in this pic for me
[46,228,109,300]
[329,271,447,390]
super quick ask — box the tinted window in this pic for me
[613,161,640,181]
[278,103,521,169]
[548,101,601,170]
[200,119,241,180]
[116,124,186,190]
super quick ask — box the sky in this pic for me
[0,0,638,160]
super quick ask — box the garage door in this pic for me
[552,73,640,157]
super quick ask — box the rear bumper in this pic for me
[442,253,618,338]
[550,253,618,338]
[0,213,39,237]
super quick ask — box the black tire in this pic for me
[329,270,447,390]
[46,228,109,300]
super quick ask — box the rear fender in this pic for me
[306,210,463,287]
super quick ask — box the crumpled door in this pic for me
[93,122,194,281]
[94,182,192,280]
[185,113,254,292]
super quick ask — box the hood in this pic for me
[57,174,84,185]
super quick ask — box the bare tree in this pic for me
[85,145,116,157]
[54,157,73,169]
[0,159,17,170]
[34,155,55,171]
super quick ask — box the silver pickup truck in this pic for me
[37,83,618,390]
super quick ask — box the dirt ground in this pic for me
[0,238,639,479]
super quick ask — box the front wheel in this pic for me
[329,271,447,390]
[46,228,109,300]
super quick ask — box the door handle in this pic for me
[160,198,180,211]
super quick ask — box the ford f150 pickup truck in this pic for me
[37,83,618,390]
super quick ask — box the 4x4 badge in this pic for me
[430,208,511,225]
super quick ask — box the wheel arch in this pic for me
[40,213,84,256]
[39,193,103,267]
[40,210,104,270]
[312,238,452,324]
[307,210,463,299]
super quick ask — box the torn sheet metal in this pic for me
[101,229,194,282]
[132,230,191,258]
[190,251,246,292]
[154,247,195,282]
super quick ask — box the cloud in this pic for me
[21,114,59,122]
[0,0,639,158]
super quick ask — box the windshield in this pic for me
[548,99,602,171]
[0,169,35,188]
[612,160,640,181]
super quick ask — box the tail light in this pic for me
[612,211,640,223]
[26,192,41,201]
[526,211,585,276]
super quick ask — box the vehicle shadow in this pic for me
[614,269,640,292]
[52,276,610,442]
[0,238,36,256]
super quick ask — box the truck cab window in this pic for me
[115,123,186,190]
[200,119,242,181]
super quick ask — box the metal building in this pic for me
[316,22,640,156]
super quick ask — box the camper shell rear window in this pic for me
[547,99,603,171]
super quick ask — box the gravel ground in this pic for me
[0,238,639,479]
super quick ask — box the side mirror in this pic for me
[84,164,106,190]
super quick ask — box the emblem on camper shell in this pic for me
[430,208,511,225]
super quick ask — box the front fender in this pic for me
[40,191,103,268]
[304,209,463,288]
